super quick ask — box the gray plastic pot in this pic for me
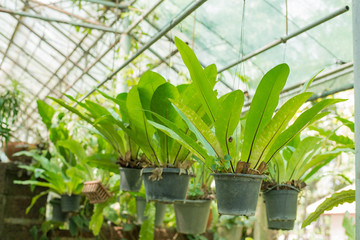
[217,225,243,240]
[142,168,191,203]
[50,198,67,222]
[136,196,147,224]
[212,173,265,216]
[136,197,167,226]
[119,167,142,192]
[174,200,211,234]
[264,188,299,230]
[155,202,167,227]
[60,194,81,212]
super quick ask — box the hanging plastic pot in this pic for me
[120,167,143,192]
[155,202,167,227]
[136,197,167,226]
[217,225,243,240]
[60,194,81,212]
[50,198,68,222]
[212,173,265,216]
[82,180,111,204]
[174,200,211,234]
[136,196,147,224]
[264,187,300,230]
[142,168,192,203]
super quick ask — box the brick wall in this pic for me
[0,162,47,240]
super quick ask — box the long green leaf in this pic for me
[284,136,321,181]
[249,92,313,168]
[148,120,212,169]
[241,63,290,163]
[49,97,92,124]
[301,152,341,182]
[214,90,244,156]
[37,100,55,130]
[300,69,322,93]
[127,86,159,164]
[302,190,355,228]
[264,99,345,163]
[57,139,86,162]
[150,83,184,164]
[171,99,222,158]
[175,37,218,123]
[138,71,166,120]
[26,190,50,214]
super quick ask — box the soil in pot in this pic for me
[212,173,265,216]
[119,167,142,192]
[50,198,68,222]
[174,199,211,235]
[61,194,81,212]
[264,188,299,230]
[142,168,192,203]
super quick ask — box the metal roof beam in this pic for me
[0,7,124,34]
[81,0,129,9]
[0,30,73,92]
[143,18,234,90]
[280,62,354,97]
[78,0,208,102]
[218,6,350,74]
[0,47,56,95]
[56,0,165,98]
[30,0,105,26]
[8,14,106,90]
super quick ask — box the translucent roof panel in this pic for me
[0,0,354,142]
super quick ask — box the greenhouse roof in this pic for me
[0,0,353,141]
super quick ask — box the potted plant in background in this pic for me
[263,134,343,230]
[0,80,34,163]
[14,139,90,212]
[50,94,147,192]
[173,162,214,235]
[149,36,344,216]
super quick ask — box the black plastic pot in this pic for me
[264,188,299,230]
[155,202,167,227]
[142,168,192,203]
[136,196,147,224]
[212,173,265,216]
[174,199,211,234]
[50,198,67,222]
[60,194,81,212]
[119,167,142,192]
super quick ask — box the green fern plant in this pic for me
[149,37,344,174]
[302,189,355,228]
[266,134,343,189]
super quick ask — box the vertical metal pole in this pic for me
[353,0,360,238]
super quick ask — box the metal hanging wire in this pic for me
[232,0,246,91]
[282,0,288,62]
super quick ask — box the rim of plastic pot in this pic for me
[50,198,61,205]
[143,167,194,176]
[174,199,212,204]
[211,172,266,179]
[119,167,142,171]
[263,184,301,193]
